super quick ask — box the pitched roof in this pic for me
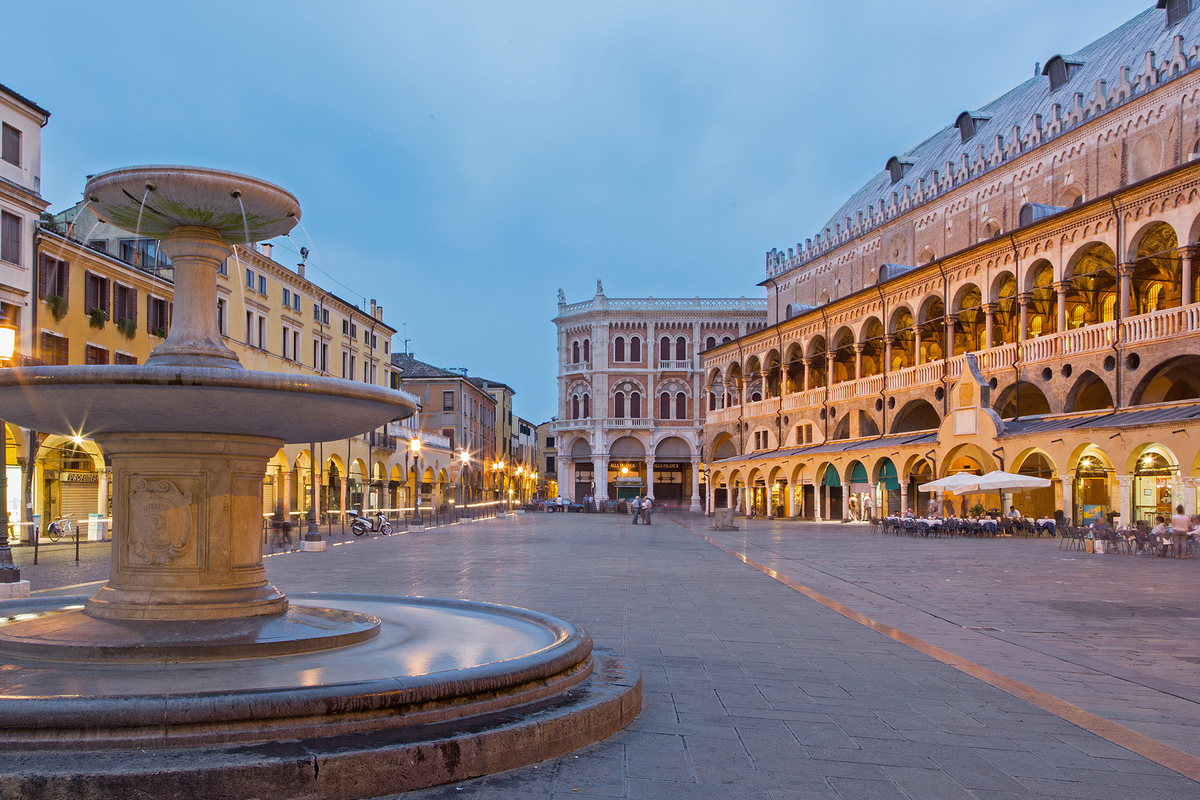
[389,353,464,380]
[1001,401,1200,437]
[771,4,1200,275]
[0,81,50,120]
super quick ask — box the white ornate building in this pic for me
[552,283,766,509]
[703,2,1200,526]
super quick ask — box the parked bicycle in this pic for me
[45,516,74,542]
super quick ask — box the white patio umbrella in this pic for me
[954,470,1051,493]
[917,472,980,493]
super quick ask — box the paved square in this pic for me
[246,511,1199,799]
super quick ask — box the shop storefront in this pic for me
[876,458,900,515]
[1073,457,1111,525]
[1133,451,1176,525]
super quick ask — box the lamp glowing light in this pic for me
[0,322,15,363]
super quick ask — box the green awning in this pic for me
[850,462,868,483]
[877,458,899,491]
[822,465,841,487]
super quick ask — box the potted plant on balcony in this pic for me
[117,317,137,340]
[45,294,68,322]
[151,326,167,339]
[89,308,108,330]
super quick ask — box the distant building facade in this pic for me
[703,4,1200,525]
[552,283,767,509]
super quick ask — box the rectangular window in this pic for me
[218,258,228,277]
[342,320,349,335]
[118,238,162,268]
[257,315,266,349]
[443,390,455,411]
[314,339,320,369]
[246,268,255,289]
[215,298,225,337]
[282,325,290,360]
[546,436,555,447]
[246,310,254,344]
[321,342,328,372]
[293,330,300,362]
[342,351,348,379]
[148,296,168,335]
[87,239,108,254]
[314,303,320,322]
[384,340,389,354]
[85,344,109,365]
[546,456,555,474]
[1,123,20,167]
[350,323,357,338]
[322,309,329,325]
[115,352,138,365]
[112,284,137,325]
[282,288,291,308]
[293,293,300,311]
[38,254,70,301]
[349,355,356,382]
[258,275,267,295]
[84,272,110,316]
[40,332,69,366]
[1,210,20,264]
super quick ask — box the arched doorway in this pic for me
[1012,452,1055,519]
[821,464,842,520]
[875,457,900,515]
[654,436,692,507]
[609,436,646,499]
[1073,449,1113,525]
[906,459,933,515]
[1132,447,1178,526]
[846,461,869,520]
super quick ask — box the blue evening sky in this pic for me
[5,1,1144,423]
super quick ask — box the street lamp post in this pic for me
[0,322,21,583]
[305,440,320,542]
[405,437,422,524]
[458,450,470,516]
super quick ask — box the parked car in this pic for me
[546,499,584,513]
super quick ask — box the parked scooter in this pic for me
[350,509,392,537]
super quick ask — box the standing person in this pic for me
[1170,504,1191,558]
[848,495,858,522]
[862,494,874,521]
[641,495,653,525]
[631,495,642,525]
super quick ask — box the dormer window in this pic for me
[886,156,913,184]
[1043,55,1083,92]
[1159,0,1192,26]
[954,111,992,143]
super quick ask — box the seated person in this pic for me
[1007,506,1021,519]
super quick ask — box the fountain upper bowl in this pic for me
[0,367,417,443]
[85,166,301,244]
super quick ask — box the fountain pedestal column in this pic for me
[146,226,242,370]
[85,433,287,620]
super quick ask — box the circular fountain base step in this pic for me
[0,604,381,662]
[0,649,639,800]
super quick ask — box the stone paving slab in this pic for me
[243,511,1200,799]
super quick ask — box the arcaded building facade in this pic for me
[552,283,766,509]
[703,3,1200,526]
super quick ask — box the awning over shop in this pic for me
[822,465,841,487]
[877,458,899,491]
[850,462,868,483]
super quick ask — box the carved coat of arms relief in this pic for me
[129,479,194,566]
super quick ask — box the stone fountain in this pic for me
[0,167,639,799]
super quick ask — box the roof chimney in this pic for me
[261,243,273,259]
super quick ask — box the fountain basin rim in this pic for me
[0,594,593,731]
[84,165,301,244]
[0,366,418,443]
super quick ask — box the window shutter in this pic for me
[58,336,69,366]
[85,272,96,313]
[129,287,138,323]
[101,279,109,315]
[58,260,69,302]
[38,254,49,299]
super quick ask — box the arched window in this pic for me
[675,392,686,419]
[572,395,580,419]
[675,337,686,361]
[583,394,590,418]
[660,392,671,419]
[572,341,580,363]
[582,339,590,361]
[630,336,641,362]
[614,337,625,362]
[705,336,716,351]
[709,392,717,411]
[660,336,671,361]
[721,336,732,344]
[614,392,625,418]
[630,392,641,419]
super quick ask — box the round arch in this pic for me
[891,399,940,433]
[1130,355,1200,405]
[994,381,1052,419]
[1064,371,1114,413]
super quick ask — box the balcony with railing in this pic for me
[656,359,693,371]
[703,303,1200,427]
